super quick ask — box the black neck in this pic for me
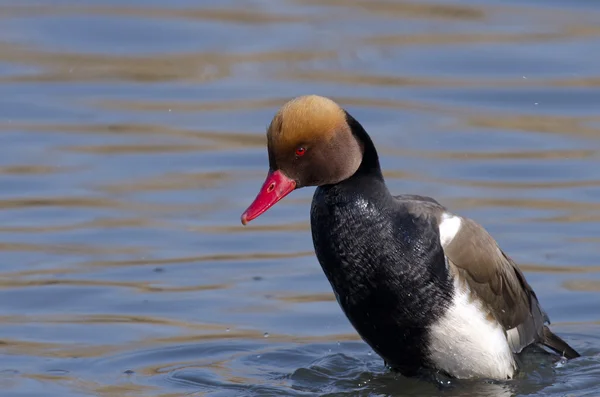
[344,111,385,183]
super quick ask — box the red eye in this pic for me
[295,147,306,156]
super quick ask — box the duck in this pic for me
[240,95,580,380]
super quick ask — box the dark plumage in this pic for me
[241,95,580,379]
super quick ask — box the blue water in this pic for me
[0,1,599,396]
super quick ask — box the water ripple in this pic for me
[1,0,599,396]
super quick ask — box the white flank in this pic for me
[427,280,516,380]
[439,213,462,247]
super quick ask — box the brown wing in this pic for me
[441,215,547,354]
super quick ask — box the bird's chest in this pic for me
[310,195,391,294]
[309,196,441,369]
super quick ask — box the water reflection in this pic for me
[1,0,599,396]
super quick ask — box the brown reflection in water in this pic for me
[0,279,228,293]
[139,346,291,386]
[519,263,600,274]
[366,24,600,47]
[0,122,195,138]
[21,373,72,383]
[24,372,170,397]
[382,148,597,161]
[432,177,600,191]
[280,70,600,89]
[95,97,290,113]
[229,289,340,313]
[563,280,600,292]
[0,165,66,175]
[295,0,484,20]
[188,221,310,234]
[0,42,336,83]
[0,242,141,255]
[0,314,231,330]
[0,217,165,234]
[534,214,600,223]
[84,250,314,268]
[447,197,600,212]
[98,171,236,194]
[0,122,267,150]
[95,96,443,116]
[74,383,166,397]
[465,114,600,139]
[0,4,308,24]
[147,330,361,347]
[61,143,215,155]
[276,293,336,303]
[1,338,67,357]
[384,167,600,192]
[0,324,359,360]
[548,76,600,87]
[278,70,494,88]
[0,194,220,215]
[0,196,119,210]
[0,267,84,278]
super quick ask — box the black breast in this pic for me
[310,180,453,374]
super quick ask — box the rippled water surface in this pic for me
[1,1,600,396]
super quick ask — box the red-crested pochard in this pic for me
[240,95,579,380]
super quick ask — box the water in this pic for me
[1,1,599,396]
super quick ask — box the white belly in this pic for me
[427,280,517,380]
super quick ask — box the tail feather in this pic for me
[542,326,580,359]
